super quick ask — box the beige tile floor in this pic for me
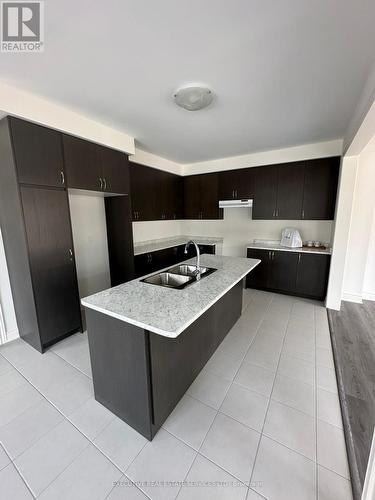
[0,290,352,499]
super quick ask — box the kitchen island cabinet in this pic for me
[82,255,259,440]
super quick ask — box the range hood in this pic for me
[219,199,253,208]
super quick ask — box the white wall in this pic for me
[133,211,333,258]
[0,82,135,154]
[182,140,342,175]
[183,211,333,257]
[342,149,375,302]
[132,220,182,243]
[0,229,18,342]
[68,193,111,299]
[326,157,358,309]
[363,206,375,300]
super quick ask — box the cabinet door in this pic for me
[155,170,174,220]
[246,249,270,289]
[105,196,134,286]
[184,176,201,219]
[199,173,222,219]
[20,187,81,346]
[219,169,254,200]
[130,163,156,221]
[295,253,331,300]
[302,158,340,220]
[10,117,65,188]
[101,147,130,194]
[172,176,184,220]
[252,166,278,219]
[268,251,299,292]
[63,135,102,191]
[276,162,305,219]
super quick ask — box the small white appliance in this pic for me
[280,228,303,248]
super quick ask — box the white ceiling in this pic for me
[1,0,374,163]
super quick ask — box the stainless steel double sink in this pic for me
[141,264,217,289]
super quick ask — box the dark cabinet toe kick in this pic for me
[84,280,243,440]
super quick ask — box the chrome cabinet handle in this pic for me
[60,171,65,185]
[302,209,305,219]
[68,248,73,261]
[103,177,107,190]
[272,209,276,217]
[99,177,103,190]
[298,253,301,263]
[276,209,279,218]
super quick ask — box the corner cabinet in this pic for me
[246,248,331,300]
[130,163,183,221]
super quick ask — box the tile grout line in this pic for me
[0,443,36,499]
[314,305,319,500]
[174,291,265,498]
[0,348,151,500]
[248,295,316,495]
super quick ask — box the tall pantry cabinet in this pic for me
[0,117,82,352]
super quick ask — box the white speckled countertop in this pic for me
[81,255,259,338]
[247,239,332,255]
[134,235,223,256]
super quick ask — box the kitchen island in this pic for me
[81,254,260,439]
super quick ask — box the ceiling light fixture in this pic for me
[174,86,213,111]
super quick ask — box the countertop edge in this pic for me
[134,236,223,256]
[81,258,261,338]
[246,244,331,255]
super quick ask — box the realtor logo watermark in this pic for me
[1,1,44,52]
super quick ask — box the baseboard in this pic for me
[362,292,375,301]
[342,292,363,304]
[5,328,19,343]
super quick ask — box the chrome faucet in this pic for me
[184,240,201,280]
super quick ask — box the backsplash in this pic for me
[133,208,333,257]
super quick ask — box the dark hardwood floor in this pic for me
[328,300,375,500]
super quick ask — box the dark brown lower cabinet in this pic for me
[134,244,216,278]
[85,280,243,440]
[295,253,331,299]
[20,187,82,347]
[246,248,330,300]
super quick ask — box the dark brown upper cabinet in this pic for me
[9,117,66,188]
[184,173,223,220]
[63,135,130,194]
[130,163,156,221]
[302,157,340,220]
[130,163,183,221]
[218,168,254,200]
[155,170,183,220]
[100,147,130,194]
[252,157,340,220]
[276,162,305,220]
[252,165,278,219]
[63,135,102,191]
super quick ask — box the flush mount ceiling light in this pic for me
[174,86,213,111]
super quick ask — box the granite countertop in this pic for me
[246,239,332,255]
[134,235,223,256]
[81,255,259,338]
